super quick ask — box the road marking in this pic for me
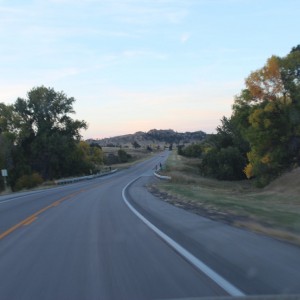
[0,190,83,240]
[0,185,74,205]
[122,177,245,297]
[23,216,37,226]
[0,173,113,205]
[0,179,113,240]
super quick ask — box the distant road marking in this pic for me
[122,177,245,297]
[0,190,83,240]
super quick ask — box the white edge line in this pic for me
[0,199,18,204]
[122,177,245,297]
[0,170,119,205]
[0,191,46,205]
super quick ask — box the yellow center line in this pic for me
[51,201,61,207]
[0,190,85,240]
[0,179,113,241]
[23,216,37,226]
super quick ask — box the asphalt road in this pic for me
[0,151,300,300]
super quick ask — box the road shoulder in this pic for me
[125,175,300,296]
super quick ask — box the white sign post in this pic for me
[1,169,8,190]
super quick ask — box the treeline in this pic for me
[179,45,300,186]
[146,129,206,144]
[0,86,103,191]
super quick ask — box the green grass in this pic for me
[156,151,300,243]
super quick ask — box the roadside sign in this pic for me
[1,169,8,177]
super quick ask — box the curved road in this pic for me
[0,151,300,299]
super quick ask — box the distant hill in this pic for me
[87,129,207,148]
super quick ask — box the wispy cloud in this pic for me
[180,32,191,43]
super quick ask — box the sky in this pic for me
[0,0,299,139]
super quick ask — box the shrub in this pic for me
[15,172,43,191]
[104,153,119,165]
[180,144,203,158]
[118,149,131,163]
[200,147,246,180]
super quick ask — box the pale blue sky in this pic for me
[0,0,299,139]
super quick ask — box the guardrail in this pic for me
[153,171,171,180]
[54,169,117,185]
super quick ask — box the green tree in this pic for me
[132,141,141,148]
[238,46,300,185]
[1,86,90,189]
[77,141,104,173]
[180,143,203,158]
[280,45,300,104]
[199,113,249,180]
[0,103,19,190]
[200,147,246,180]
[12,86,88,180]
[117,149,132,163]
[198,45,300,185]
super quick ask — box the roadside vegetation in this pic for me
[155,149,300,245]
[0,86,94,191]
[177,45,300,187]
[0,86,152,193]
[154,45,300,244]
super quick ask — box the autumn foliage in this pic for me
[199,45,300,186]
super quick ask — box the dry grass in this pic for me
[155,151,300,244]
[263,167,300,196]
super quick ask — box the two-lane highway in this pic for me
[0,152,227,300]
[1,151,300,300]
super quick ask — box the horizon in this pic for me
[86,127,207,141]
[1,0,299,139]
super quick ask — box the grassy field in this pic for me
[154,151,300,245]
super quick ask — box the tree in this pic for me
[200,147,246,180]
[118,149,131,163]
[245,56,288,103]
[179,143,202,158]
[199,46,300,185]
[280,45,300,104]
[12,86,88,180]
[243,101,291,184]
[237,46,300,185]
[132,141,141,148]
[0,103,19,190]
[199,113,249,180]
[0,86,91,189]
[77,141,104,172]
